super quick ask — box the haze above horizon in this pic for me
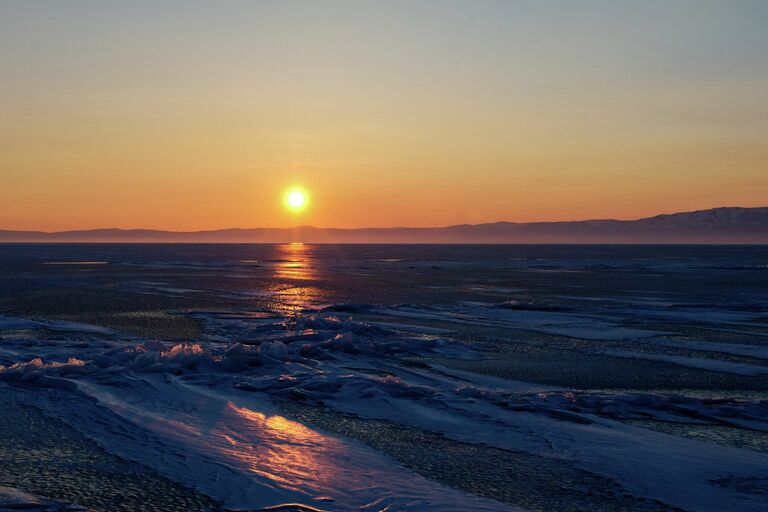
[2,1,767,231]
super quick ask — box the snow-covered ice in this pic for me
[2,303,768,511]
[2,244,768,511]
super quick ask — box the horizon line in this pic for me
[3,205,765,234]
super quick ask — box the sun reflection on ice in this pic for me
[270,243,323,314]
[215,402,344,493]
[275,243,314,281]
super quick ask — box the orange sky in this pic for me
[1,2,767,231]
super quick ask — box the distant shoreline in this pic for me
[1,242,767,246]
[2,207,767,244]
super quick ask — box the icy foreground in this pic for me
[1,302,768,511]
[0,485,86,511]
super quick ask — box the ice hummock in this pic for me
[1,302,768,512]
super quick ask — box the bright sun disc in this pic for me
[284,188,308,211]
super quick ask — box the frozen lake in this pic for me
[0,244,767,511]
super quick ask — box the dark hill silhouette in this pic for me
[1,207,766,244]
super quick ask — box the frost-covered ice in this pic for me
[2,304,768,511]
[2,244,768,511]
[595,349,768,375]
[0,314,517,511]
[0,315,113,335]
[0,486,85,511]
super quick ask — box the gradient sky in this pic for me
[1,1,767,230]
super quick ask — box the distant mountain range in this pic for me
[2,207,767,244]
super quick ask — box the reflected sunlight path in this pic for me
[74,376,513,511]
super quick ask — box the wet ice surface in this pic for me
[1,244,768,511]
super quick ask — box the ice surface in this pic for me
[1,297,768,511]
[0,485,86,511]
[596,349,768,375]
[0,315,113,335]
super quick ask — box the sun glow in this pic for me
[284,188,308,212]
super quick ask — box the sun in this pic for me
[284,187,308,212]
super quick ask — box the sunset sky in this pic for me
[2,1,767,231]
